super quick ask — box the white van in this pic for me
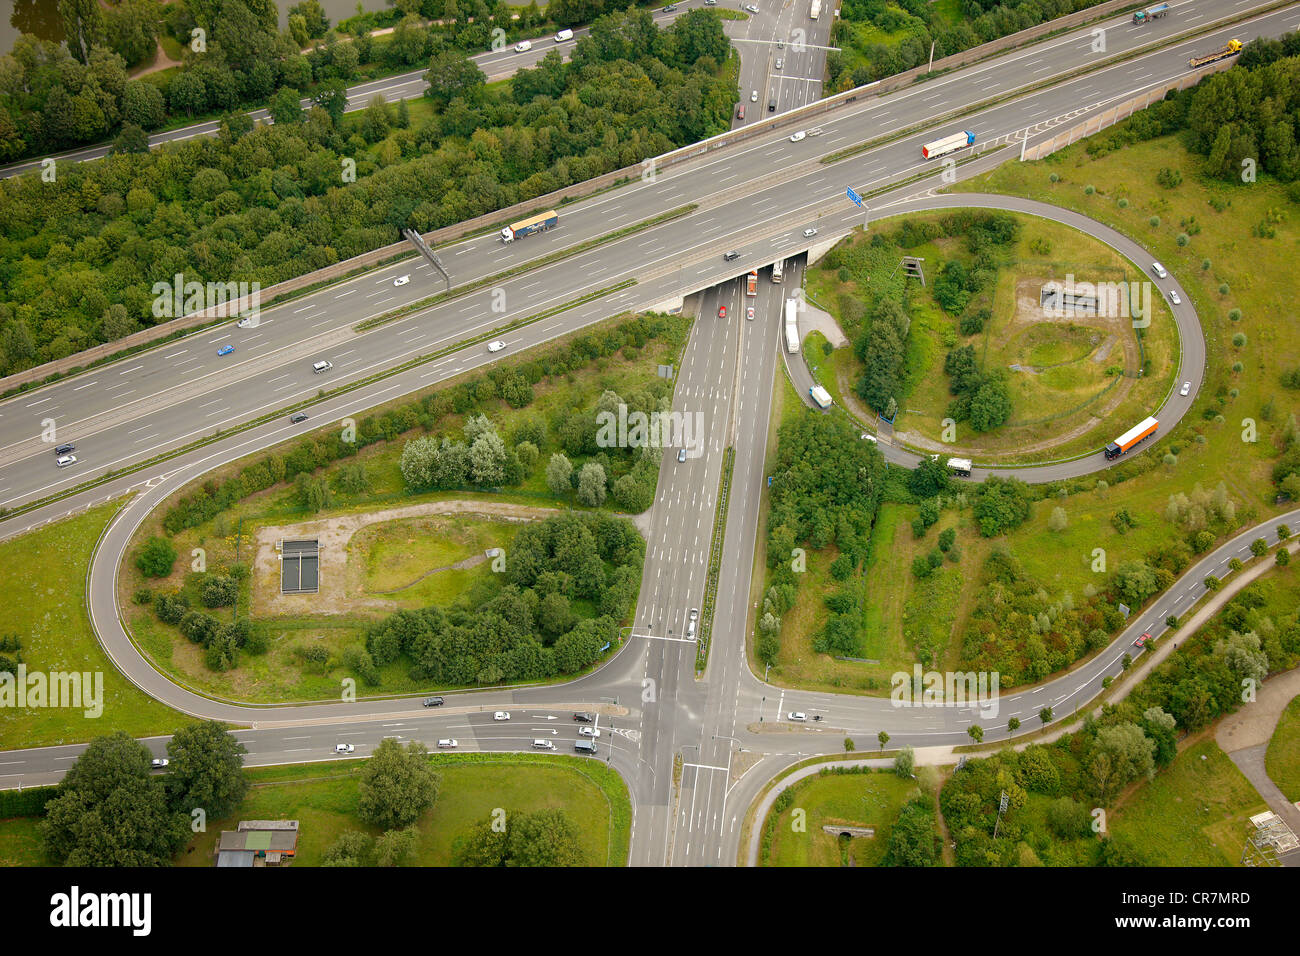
[554,28,574,42]
[437,739,458,749]
[313,360,333,373]
[515,39,532,52]
[532,739,556,750]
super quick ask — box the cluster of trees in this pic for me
[940,705,1175,867]
[971,475,1033,537]
[40,723,247,866]
[362,511,641,687]
[401,413,524,491]
[0,633,22,677]
[959,547,1121,684]
[1089,32,1300,185]
[453,807,587,866]
[1271,411,1300,501]
[1130,581,1300,732]
[759,412,885,663]
[829,0,1112,91]
[854,298,911,417]
[145,565,258,671]
[943,344,1012,432]
[0,6,731,374]
[159,314,674,533]
[321,738,441,866]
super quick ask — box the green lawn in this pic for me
[0,502,186,750]
[174,754,629,867]
[762,769,923,866]
[1108,739,1268,866]
[0,817,45,866]
[1265,694,1300,803]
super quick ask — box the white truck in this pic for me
[810,385,832,409]
[784,298,799,353]
[810,0,821,19]
[921,130,975,159]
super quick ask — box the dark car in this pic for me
[723,250,740,261]
[422,696,445,707]
[573,712,595,723]
[289,412,308,424]
[54,443,75,455]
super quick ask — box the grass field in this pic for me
[762,769,924,866]
[1265,694,1300,803]
[1108,739,1268,866]
[0,753,631,867]
[0,502,185,750]
[115,314,689,703]
[807,213,1176,463]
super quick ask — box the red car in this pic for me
[1134,632,1151,648]
[718,305,727,319]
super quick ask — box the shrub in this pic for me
[136,537,177,578]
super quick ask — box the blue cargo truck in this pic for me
[1132,4,1169,23]
[500,209,558,242]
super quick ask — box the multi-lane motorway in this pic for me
[2,0,1298,867]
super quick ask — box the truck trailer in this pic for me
[746,271,758,296]
[1132,4,1169,24]
[810,0,820,19]
[1188,39,1241,68]
[948,457,972,477]
[921,131,975,159]
[771,259,785,284]
[809,385,832,409]
[500,210,557,242]
[1105,416,1158,460]
[784,298,800,354]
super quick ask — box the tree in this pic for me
[105,0,161,66]
[424,50,486,108]
[1007,717,1020,732]
[893,745,914,778]
[269,86,304,125]
[546,453,573,496]
[968,378,1012,432]
[883,796,940,866]
[972,476,1032,537]
[1048,506,1068,532]
[201,574,237,607]
[877,730,890,751]
[136,536,177,577]
[576,462,607,506]
[357,739,440,830]
[1113,560,1160,605]
[453,808,586,866]
[967,724,984,743]
[163,721,248,818]
[322,830,372,867]
[40,732,188,865]
[59,0,106,63]
[469,430,508,486]
[374,826,419,866]
[1039,706,1053,724]
[121,81,166,130]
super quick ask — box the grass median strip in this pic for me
[696,445,735,673]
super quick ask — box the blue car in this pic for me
[217,345,234,356]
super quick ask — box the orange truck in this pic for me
[746,271,758,296]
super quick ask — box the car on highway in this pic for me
[808,127,824,136]
[493,711,510,721]
[393,274,410,286]
[150,758,169,769]
[744,3,758,11]
[1134,632,1151,648]
[54,443,75,455]
[437,739,458,748]
[704,0,716,4]
[237,316,255,327]
[662,3,677,10]
[312,360,333,373]
[55,455,77,468]
[573,712,595,723]
[776,39,784,49]
[422,696,445,707]
[789,130,806,142]
[788,711,807,721]
[1168,289,1181,305]
[723,250,740,261]
[746,306,755,321]
[718,305,727,319]
[677,448,687,463]
[736,104,745,120]
[334,743,355,754]
[750,90,758,102]
[514,40,532,52]
[531,739,556,750]
[1180,381,1191,397]
[554,28,574,42]
[687,607,698,638]
[774,57,784,70]
[217,345,234,356]
[803,227,818,237]
[578,726,601,738]
[289,412,309,424]
[1151,261,1167,279]
[487,340,507,352]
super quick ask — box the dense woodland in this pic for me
[0,3,733,375]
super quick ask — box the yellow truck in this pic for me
[1188,39,1241,69]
